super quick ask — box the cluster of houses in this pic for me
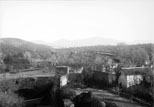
[94,58,153,89]
[55,51,153,89]
[55,64,152,89]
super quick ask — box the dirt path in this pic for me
[74,88,147,107]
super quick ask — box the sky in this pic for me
[0,0,154,44]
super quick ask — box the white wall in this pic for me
[60,75,68,87]
[126,75,143,88]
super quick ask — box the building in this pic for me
[93,71,116,87]
[69,67,83,74]
[56,66,70,76]
[60,75,68,87]
[55,66,71,87]
[119,67,150,88]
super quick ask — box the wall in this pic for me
[60,75,68,87]
[126,75,143,88]
[93,71,116,88]
[56,66,69,75]
[119,74,143,88]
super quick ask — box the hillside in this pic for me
[0,38,153,68]
[56,43,154,67]
[0,38,54,59]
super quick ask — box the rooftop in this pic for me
[121,67,151,75]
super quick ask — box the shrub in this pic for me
[0,80,24,107]
[60,87,76,99]
[0,79,19,93]
[0,92,24,107]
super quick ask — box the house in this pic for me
[99,55,121,73]
[93,71,116,87]
[56,66,70,75]
[119,67,150,88]
[69,67,84,74]
[60,75,68,87]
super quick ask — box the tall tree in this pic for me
[152,45,154,107]
[3,53,31,71]
[131,47,149,66]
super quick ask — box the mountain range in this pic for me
[33,37,121,48]
[0,37,153,60]
[0,37,120,56]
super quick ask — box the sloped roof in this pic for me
[121,67,151,75]
[95,51,115,56]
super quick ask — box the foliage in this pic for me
[0,38,153,69]
[3,53,31,70]
[0,79,19,93]
[0,92,24,107]
[0,80,24,107]
[0,38,53,58]
[56,43,153,68]
[60,87,76,99]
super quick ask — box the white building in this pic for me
[119,67,150,88]
[60,75,68,87]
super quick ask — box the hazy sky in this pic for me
[0,0,154,44]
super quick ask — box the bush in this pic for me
[60,87,76,99]
[0,92,24,107]
[0,80,24,107]
[66,82,86,89]
[0,79,19,93]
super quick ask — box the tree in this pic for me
[0,49,4,71]
[114,63,122,95]
[0,80,24,107]
[46,54,58,66]
[23,51,32,62]
[131,47,149,66]
[3,53,31,71]
[151,45,154,107]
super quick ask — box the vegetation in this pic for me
[0,38,153,73]
[0,92,24,107]
[0,80,24,107]
[56,44,153,68]
[0,38,154,106]
[60,87,76,99]
[3,52,31,70]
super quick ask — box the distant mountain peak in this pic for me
[50,37,121,48]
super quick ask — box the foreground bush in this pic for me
[0,80,24,107]
[60,87,76,99]
[0,92,24,107]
